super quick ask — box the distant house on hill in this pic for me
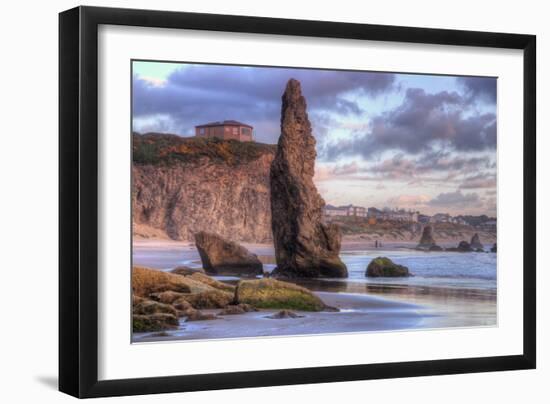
[324,204,367,218]
[368,207,418,223]
[195,120,254,141]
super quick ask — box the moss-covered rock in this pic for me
[172,297,194,311]
[171,266,205,276]
[235,278,327,311]
[184,310,218,322]
[217,303,257,315]
[132,266,215,297]
[176,289,234,309]
[133,299,178,316]
[187,272,235,292]
[365,257,410,277]
[148,290,187,304]
[132,313,178,332]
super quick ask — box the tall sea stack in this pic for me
[417,225,436,248]
[470,233,483,250]
[270,79,348,278]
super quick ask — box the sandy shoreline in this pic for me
[132,237,493,252]
[133,287,495,342]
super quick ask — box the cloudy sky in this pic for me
[132,61,497,216]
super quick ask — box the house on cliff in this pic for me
[195,120,254,141]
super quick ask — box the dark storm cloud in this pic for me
[458,173,497,189]
[415,150,492,173]
[367,152,491,179]
[132,64,396,140]
[428,190,481,208]
[457,76,497,104]
[323,88,496,160]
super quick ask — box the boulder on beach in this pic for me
[186,272,235,292]
[184,310,218,322]
[456,240,473,252]
[366,257,410,277]
[470,233,484,250]
[491,243,497,253]
[194,231,263,277]
[270,79,347,278]
[266,309,304,319]
[172,297,194,312]
[176,289,234,309]
[133,298,178,317]
[148,290,187,305]
[132,266,192,296]
[218,303,258,315]
[133,313,178,332]
[235,278,328,311]
[132,266,215,296]
[417,225,438,249]
[170,266,205,276]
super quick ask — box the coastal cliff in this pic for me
[132,133,276,242]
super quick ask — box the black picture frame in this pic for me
[59,5,536,398]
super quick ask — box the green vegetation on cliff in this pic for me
[133,132,276,166]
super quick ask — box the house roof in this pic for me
[195,120,253,128]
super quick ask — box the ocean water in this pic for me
[341,248,496,290]
[132,243,496,291]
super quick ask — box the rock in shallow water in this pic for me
[457,240,473,252]
[194,231,263,276]
[270,79,347,278]
[417,225,437,249]
[266,309,304,319]
[366,257,410,277]
[470,233,484,250]
[236,278,329,311]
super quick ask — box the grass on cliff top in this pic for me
[133,132,276,166]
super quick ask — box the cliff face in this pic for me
[132,133,276,243]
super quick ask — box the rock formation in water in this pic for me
[132,134,276,243]
[269,79,348,278]
[417,225,437,249]
[194,231,263,277]
[470,233,483,250]
[456,240,473,252]
[365,257,410,277]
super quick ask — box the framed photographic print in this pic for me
[59,6,536,398]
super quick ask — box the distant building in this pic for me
[430,213,452,223]
[348,205,367,217]
[368,207,383,219]
[324,205,348,217]
[480,219,497,231]
[324,204,367,218]
[195,120,253,141]
[368,207,418,222]
[418,214,431,224]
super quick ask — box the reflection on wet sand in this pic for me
[292,279,496,302]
